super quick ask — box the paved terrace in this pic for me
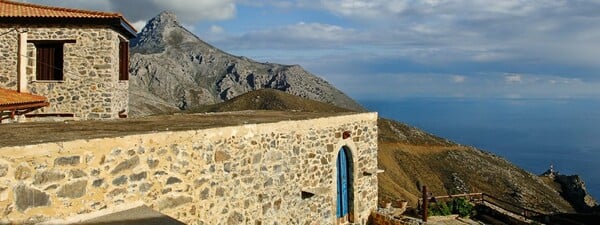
[0,110,354,147]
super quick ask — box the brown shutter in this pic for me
[119,41,129,80]
[36,45,52,80]
[35,43,63,81]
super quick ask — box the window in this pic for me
[119,40,129,81]
[35,43,64,81]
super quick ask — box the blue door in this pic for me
[336,148,349,218]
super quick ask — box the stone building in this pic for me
[0,0,136,122]
[0,111,379,225]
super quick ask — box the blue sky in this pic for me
[26,0,600,100]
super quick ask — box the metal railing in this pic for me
[418,192,586,225]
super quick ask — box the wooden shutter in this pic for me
[119,41,129,80]
[36,44,63,81]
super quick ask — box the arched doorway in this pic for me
[336,146,353,223]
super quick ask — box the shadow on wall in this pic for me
[72,205,185,225]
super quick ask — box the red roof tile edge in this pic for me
[0,88,48,107]
[0,0,137,35]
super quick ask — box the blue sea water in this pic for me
[361,98,600,199]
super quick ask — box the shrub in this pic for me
[429,201,452,216]
[428,197,475,218]
[450,197,475,217]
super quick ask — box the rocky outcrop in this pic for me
[128,11,365,116]
[541,167,599,213]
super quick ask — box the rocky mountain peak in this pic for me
[152,10,178,24]
[131,11,184,53]
[128,11,365,116]
[139,10,178,33]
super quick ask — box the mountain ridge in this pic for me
[128,11,365,116]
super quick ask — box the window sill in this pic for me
[31,80,65,84]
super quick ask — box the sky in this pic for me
[24,0,600,101]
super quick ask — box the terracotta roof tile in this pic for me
[0,0,137,36]
[0,0,121,18]
[0,88,48,107]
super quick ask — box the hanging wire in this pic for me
[18,53,65,72]
[0,28,29,37]
[0,28,64,71]
[0,28,71,77]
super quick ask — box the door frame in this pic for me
[331,139,358,224]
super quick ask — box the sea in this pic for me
[361,98,600,199]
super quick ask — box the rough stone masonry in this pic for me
[0,25,128,121]
[0,112,379,225]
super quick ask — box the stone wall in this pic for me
[0,25,129,121]
[368,211,422,225]
[0,28,19,89]
[0,113,378,225]
[368,212,406,225]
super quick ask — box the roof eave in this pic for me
[118,18,137,39]
[0,101,49,111]
[0,17,136,39]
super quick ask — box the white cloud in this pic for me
[25,0,600,99]
[295,0,600,73]
[504,74,522,83]
[210,25,225,34]
[320,0,408,18]
[215,22,360,49]
[131,20,148,32]
[239,0,297,9]
[321,70,600,100]
[504,93,522,99]
[452,75,466,83]
[25,0,236,23]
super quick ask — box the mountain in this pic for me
[128,11,364,116]
[127,11,584,214]
[186,89,577,213]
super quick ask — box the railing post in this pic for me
[481,193,484,204]
[422,186,428,222]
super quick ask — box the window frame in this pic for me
[29,40,75,82]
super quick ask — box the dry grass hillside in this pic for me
[376,123,574,213]
[188,89,575,213]
[191,88,350,113]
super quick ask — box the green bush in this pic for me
[428,197,475,218]
[429,201,452,216]
[450,197,475,217]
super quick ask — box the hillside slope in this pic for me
[187,89,576,213]
[191,88,350,113]
[128,11,364,116]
